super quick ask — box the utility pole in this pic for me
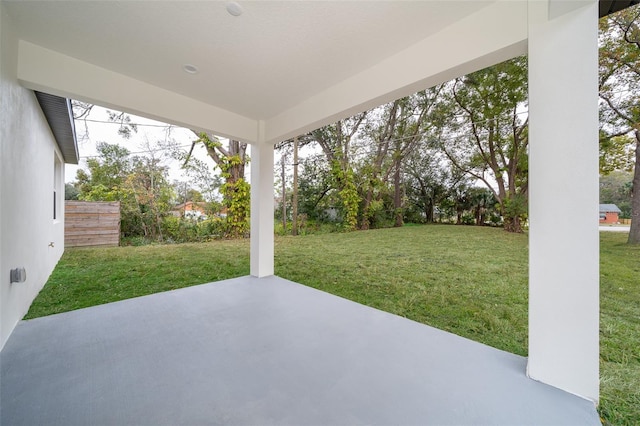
[281,151,287,230]
[292,136,299,236]
[183,181,188,217]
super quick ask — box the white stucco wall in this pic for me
[0,5,65,349]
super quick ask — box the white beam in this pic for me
[263,0,528,144]
[250,138,274,278]
[548,0,594,20]
[17,41,258,142]
[527,0,599,402]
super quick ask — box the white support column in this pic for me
[527,0,599,401]
[250,142,274,278]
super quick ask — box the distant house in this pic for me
[599,204,622,224]
[171,202,208,219]
[170,202,229,220]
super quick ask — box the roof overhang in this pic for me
[7,0,527,144]
[4,0,638,147]
[34,91,78,164]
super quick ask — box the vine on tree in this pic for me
[331,159,359,231]
[197,133,250,238]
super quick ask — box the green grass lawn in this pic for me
[26,225,639,425]
[599,232,640,425]
[25,239,250,317]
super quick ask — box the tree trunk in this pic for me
[417,180,434,223]
[628,133,640,244]
[504,215,523,233]
[292,137,299,236]
[425,201,434,223]
[224,140,249,238]
[361,190,373,230]
[227,140,247,182]
[393,160,403,227]
[281,151,286,230]
[361,148,387,230]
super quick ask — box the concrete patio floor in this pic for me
[1,276,600,425]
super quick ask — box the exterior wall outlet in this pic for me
[10,268,27,283]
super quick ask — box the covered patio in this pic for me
[1,276,600,425]
[2,0,632,421]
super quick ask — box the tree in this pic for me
[466,187,496,226]
[76,142,131,200]
[274,136,315,235]
[76,141,175,240]
[359,103,397,230]
[359,89,444,228]
[185,188,204,203]
[439,56,529,233]
[170,149,222,203]
[65,183,79,200]
[311,114,368,230]
[433,175,473,224]
[72,101,138,142]
[600,171,633,218]
[388,90,444,227]
[404,153,448,223]
[600,133,635,174]
[292,136,300,235]
[185,133,250,238]
[450,182,473,225]
[599,4,640,243]
[274,148,291,230]
[296,152,336,222]
[124,156,174,240]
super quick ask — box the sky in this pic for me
[68,105,225,194]
[68,105,323,201]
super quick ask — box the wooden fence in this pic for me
[65,201,120,247]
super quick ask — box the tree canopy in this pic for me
[599,4,640,243]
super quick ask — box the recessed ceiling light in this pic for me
[226,1,243,17]
[183,64,198,74]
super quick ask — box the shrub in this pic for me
[160,216,226,243]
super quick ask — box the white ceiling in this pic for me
[4,1,494,122]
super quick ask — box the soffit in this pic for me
[4,1,493,121]
[34,91,79,165]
